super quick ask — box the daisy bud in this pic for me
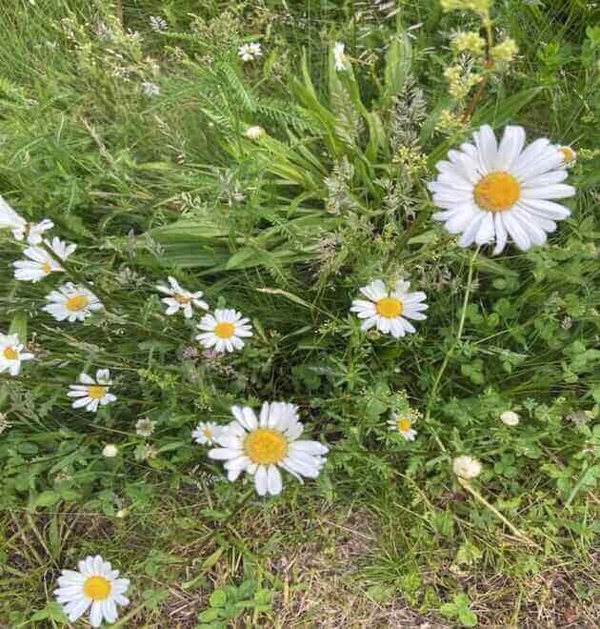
[102,444,119,458]
[452,455,482,479]
[500,410,520,426]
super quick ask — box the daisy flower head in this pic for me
[452,455,482,480]
[333,41,347,71]
[43,282,102,322]
[557,145,576,167]
[428,124,576,254]
[67,369,116,413]
[156,276,208,319]
[196,308,253,353]
[192,421,222,445]
[238,42,262,62]
[135,417,156,437]
[54,555,130,627]
[209,402,328,496]
[500,410,520,426]
[13,237,76,282]
[0,333,34,376]
[387,409,420,441]
[350,279,428,338]
[102,444,119,458]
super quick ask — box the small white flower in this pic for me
[67,369,116,413]
[141,81,160,96]
[156,276,209,318]
[0,196,54,244]
[244,125,266,140]
[209,402,328,496]
[387,411,419,441]
[0,333,34,376]
[12,237,76,282]
[453,455,482,480]
[149,15,167,31]
[238,42,262,62]
[350,279,428,338]
[43,282,103,322]
[428,125,576,254]
[333,41,347,71]
[135,418,156,437]
[500,410,520,426]
[196,308,253,353]
[54,554,130,627]
[102,444,119,458]
[192,421,222,445]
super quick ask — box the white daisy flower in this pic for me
[135,418,156,437]
[12,237,76,282]
[102,444,119,458]
[350,279,428,338]
[333,41,347,71]
[67,369,116,413]
[244,125,266,140]
[0,195,26,233]
[43,282,103,322]
[452,455,482,480]
[53,554,130,628]
[209,402,328,496]
[500,410,520,426]
[238,42,262,62]
[156,276,208,319]
[428,124,576,254]
[196,308,253,353]
[387,411,419,441]
[0,333,34,376]
[192,421,222,445]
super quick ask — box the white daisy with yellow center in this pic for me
[192,421,222,445]
[350,279,428,337]
[0,332,34,376]
[196,308,253,354]
[54,554,130,627]
[428,124,575,254]
[156,276,209,319]
[43,282,102,322]
[238,42,262,62]
[13,237,76,282]
[67,369,116,413]
[387,411,418,441]
[209,402,328,496]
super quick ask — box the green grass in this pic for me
[1,0,599,626]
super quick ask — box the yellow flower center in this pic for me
[214,322,235,339]
[41,262,52,274]
[87,385,106,400]
[559,146,575,163]
[474,171,520,212]
[244,428,288,465]
[3,346,18,360]
[397,417,411,432]
[82,575,111,601]
[174,293,191,304]
[375,297,403,318]
[203,427,213,439]
[65,294,89,312]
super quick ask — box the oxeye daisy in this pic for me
[350,279,428,337]
[196,308,253,353]
[12,237,76,282]
[53,554,130,627]
[156,276,209,319]
[238,42,262,62]
[135,417,156,437]
[192,421,222,445]
[67,369,116,413]
[428,124,576,254]
[43,282,102,322]
[209,402,328,496]
[0,333,34,376]
[387,410,419,441]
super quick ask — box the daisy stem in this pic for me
[457,477,543,549]
[424,247,480,451]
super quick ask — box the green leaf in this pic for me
[383,33,412,105]
[472,87,544,127]
[8,311,27,341]
[209,589,227,608]
[31,490,61,508]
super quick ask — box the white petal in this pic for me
[254,466,268,496]
[267,465,283,495]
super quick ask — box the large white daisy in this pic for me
[0,333,34,376]
[12,237,76,282]
[43,282,102,322]
[54,554,130,627]
[67,369,116,412]
[428,124,576,254]
[196,308,253,353]
[208,402,328,496]
[350,279,428,337]
[156,276,209,319]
